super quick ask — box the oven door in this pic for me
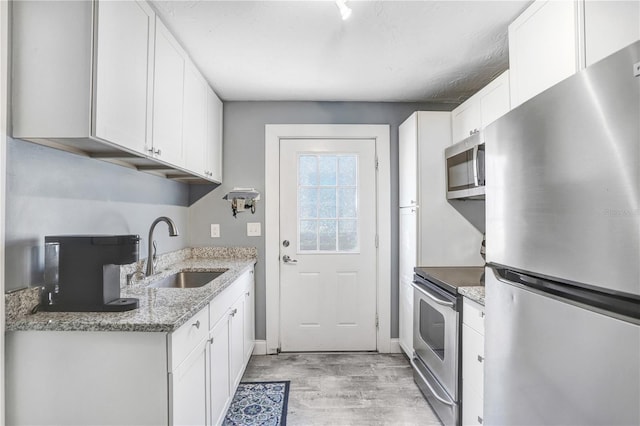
[412,277,459,398]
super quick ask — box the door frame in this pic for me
[265,124,391,354]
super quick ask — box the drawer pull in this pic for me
[477,355,484,363]
[230,308,238,317]
[208,337,214,344]
[192,320,201,329]
[478,416,483,424]
[480,311,485,318]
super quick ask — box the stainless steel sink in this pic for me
[147,270,227,289]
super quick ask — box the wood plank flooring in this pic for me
[241,353,442,425]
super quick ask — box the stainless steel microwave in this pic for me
[444,132,485,200]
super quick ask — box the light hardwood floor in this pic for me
[241,353,442,426]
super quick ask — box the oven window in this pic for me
[419,299,445,360]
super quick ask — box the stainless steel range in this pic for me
[412,267,484,426]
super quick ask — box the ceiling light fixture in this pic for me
[335,0,352,21]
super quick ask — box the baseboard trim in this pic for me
[252,340,267,355]
[389,338,402,354]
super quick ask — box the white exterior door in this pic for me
[279,139,378,352]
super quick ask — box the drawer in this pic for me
[462,324,484,396]
[209,269,253,326]
[463,297,485,335]
[170,307,209,371]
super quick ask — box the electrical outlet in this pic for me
[247,222,261,237]
[210,224,220,238]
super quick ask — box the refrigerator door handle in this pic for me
[410,358,455,407]
[412,282,454,308]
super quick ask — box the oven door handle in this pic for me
[412,282,454,308]
[410,358,455,407]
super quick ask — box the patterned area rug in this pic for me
[223,381,290,426]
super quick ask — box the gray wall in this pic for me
[5,138,191,291]
[188,101,453,340]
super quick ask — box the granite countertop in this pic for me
[5,247,257,333]
[458,286,485,306]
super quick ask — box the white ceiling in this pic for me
[152,0,532,103]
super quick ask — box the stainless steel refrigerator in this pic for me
[483,41,640,425]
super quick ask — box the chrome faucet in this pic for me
[146,216,179,276]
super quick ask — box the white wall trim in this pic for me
[1,0,9,421]
[265,124,391,354]
[252,340,267,356]
[389,338,403,354]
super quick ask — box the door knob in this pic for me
[282,255,298,263]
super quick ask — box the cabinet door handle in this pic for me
[192,320,200,329]
[480,311,485,318]
[230,308,238,317]
[478,416,483,424]
[246,292,250,297]
[208,337,214,344]
[477,354,484,363]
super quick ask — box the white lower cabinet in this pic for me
[462,298,485,426]
[172,339,209,426]
[5,267,255,426]
[209,314,231,426]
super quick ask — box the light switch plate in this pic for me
[210,224,220,238]
[247,222,261,237]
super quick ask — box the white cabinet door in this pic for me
[398,113,418,207]
[509,0,579,107]
[479,71,510,130]
[93,0,154,154]
[209,316,231,426]
[584,0,640,66]
[152,18,185,167]
[183,62,208,176]
[171,340,208,426]
[228,295,245,391]
[206,87,223,182]
[243,271,256,363]
[451,100,481,144]
[399,207,417,356]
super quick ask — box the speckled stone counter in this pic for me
[458,286,485,306]
[5,247,257,333]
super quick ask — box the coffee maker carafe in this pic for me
[42,235,141,312]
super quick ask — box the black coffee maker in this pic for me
[42,235,141,312]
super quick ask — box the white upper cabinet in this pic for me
[508,0,579,107]
[584,0,640,66]
[11,0,223,184]
[206,87,224,183]
[451,71,510,144]
[183,62,208,176]
[152,18,186,167]
[398,113,418,208]
[509,0,640,107]
[93,0,154,155]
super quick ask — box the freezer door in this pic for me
[484,267,640,426]
[484,41,640,297]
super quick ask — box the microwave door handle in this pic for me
[472,144,479,187]
[412,282,454,308]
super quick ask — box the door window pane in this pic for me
[299,188,317,219]
[299,220,317,251]
[338,220,358,252]
[338,187,357,218]
[297,154,359,253]
[318,220,337,251]
[318,188,337,218]
[299,156,317,186]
